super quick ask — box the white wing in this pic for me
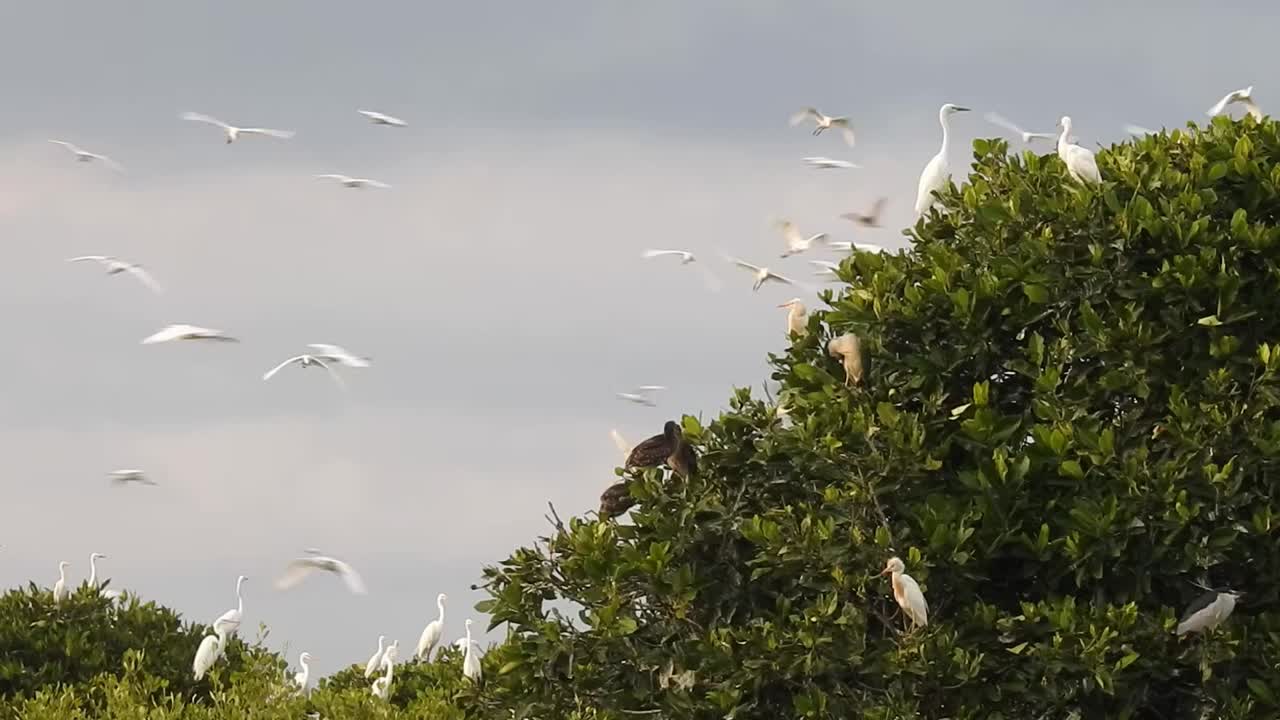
[275,559,320,590]
[68,255,111,264]
[181,112,232,129]
[983,112,1028,136]
[334,560,367,594]
[263,356,306,381]
[636,385,665,392]
[316,174,354,183]
[239,127,295,139]
[307,343,348,357]
[642,249,689,260]
[899,574,929,626]
[49,139,84,154]
[124,266,162,294]
[1207,90,1239,117]
[359,179,391,189]
[730,258,764,274]
[778,221,802,249]
[358,110,406,126]
[789,107,820,126]
[316,358,348,390]
[610,429,631,457]
[763,270,796,286]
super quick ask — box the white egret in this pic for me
[275,550,367,594]
[110,469,156,486]
[982,112,1055,143]
[364,635,387,678]
[87,553,106,588]
[262,354,345,388]
[213,575,247,636]
[48,140,124,172]
[840,197,887,228]
[462,619,482,683]
[193,630,226,680]
[1124,124,1157,137]
[810,260,841,279]
[415,593,447,661]
[914,103,970,215]
[1207,86,1262,121]
[453,636,480,651]
[778,298,808,337]
[181,112,295,143]
[1177,588,1243,636]
[728,257,796,292]
[292,652,313,694]
[371,657,394,698]
[142,324,238,344]
[68,256,162,294]
[307,343,372,368]
[778,220,828,258]
[315,174,391,189]
[881,556,928,631]
[828,240,887,253]
[611,429,632,463]
[616,386,665,407]
[53,561,70,605]
[358,110,407,127]
[1056,116,1101,185]
[828,333,864,386]
[789,108,856,147]
[803,156,860,169]
[641,249,695,264]
[381,640,399,669]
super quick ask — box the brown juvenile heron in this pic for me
[626,421,698,478]
[599,482,636,518]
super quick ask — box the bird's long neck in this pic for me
[384,660,394,682]
[59,566,67,582]
[437,598,446,621]
[88,559,98,585]
[1057,122,1071,153]
[939,111,952,157]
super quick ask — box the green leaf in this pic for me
[1022,284,1049,304]
[1197,315,1222,327]
[1249,678,1277,706]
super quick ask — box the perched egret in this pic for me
[914,103,970,215]
[599,481,636,518]
[381,640,399,669]
[68,256,162,294]
[48,140,124,172]
[415,593,448,661]
[307,344,371,368]
[778,220,828,258]
[1176,588,1243,636]
[193,630,226,680]
[142,324,238,344]
[616,386,665,407]
[213,575,247,636]
[1207,86,1262,121]
[315,174,391,189]
[778,298,808,337]
[87,553,106,588]
[110,469,156,486]
[292,652,313,694]
[358,110,407,127]
[728,257,795,292]
[841,197,887,228]
[53,561,70,605]
[462,619,482,683]
[262,354,345,388]
[1056,116,1101,185]
[181,112,295,143]
[982,112,1055,143]
[371,657,394,698]
[625,420,697,479]
[881,556,928,631]
[275,551,367,594]
[803,156,860,169]
[790,108,856,147]
[828,333,864,386]
[364,635,387,678]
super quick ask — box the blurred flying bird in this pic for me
[803,156,860,169]
[728,257,795,291]
[642,249,695,264]
[790,108,856,147]
[810,260,841,279]
[617,386,665,406]
[778,220,828,258]
[142,324,238,344]
[275,550,367,595]
[1207,86,1262,121]
[68,256,162,294]
[841,197,888,227]
[110,469,156,486]
[315,174,391,189]
[262,354,346,389]
[828,240,887,253]
[181,112,295,143]
[981,112,1055,143]
[358,110,408,127]
[307,343,372,368]
[48,140,124,172]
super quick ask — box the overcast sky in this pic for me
[0,0,1275,678]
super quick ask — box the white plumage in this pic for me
[415,593,448,661]
[914,103,970,215]
[882,556,928,630]
[364,635,387,678]
[1056,116,1101,185]
[275,551,367,594]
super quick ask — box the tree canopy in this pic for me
[479,117,1280,720]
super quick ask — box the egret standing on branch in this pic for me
[415,593,447,661]
[364,636,387,678]
[213,575,247,636]
[881,556,928,631]
[53,561,70,605]
[778,298,808,338]
[1056,116,1101,185]
[914,103,970,216]
[193,630,226,681]
[462,619,482,683]
[828,333,864,386]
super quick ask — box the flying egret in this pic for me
[358,110,407,127]
[193,630,226,680]
[599,481,636,518]
[778,220,828,258]
[213,575,247,636]
[453,636,481,652]
[462,619,482,683]
[142,324,238,344]
[371,657,394,698]
[625,420,697,479]
[828,333,864,386]
[48,140,124,172]
[778,298,808,337]
[810,260,841,279]
[292,652,313,694]
[1207,86,1262,121]
[1124,124,1157,137]
[415,593,448,661]
[275,550,367,594]
[181,112,295,143]
[315,174,391,189]
[728,257,795,292]
[616,386,665,407]
[790,108,856,147]
[982,112,1055,143]
[307,343,371,368]
[364,636,387,678]
[803,156,860,169]
[110,469,156,486]
[381,640,399,669]
[828,240,887,253]
[1177,588,1243,636]
[53,561,70,605]
[610,429,632,463]
[68,256,162,294]
[641,249,695,264]
[881,556,928,631]
[841,197,887,228]
[1056,116,1101,185]
[262,354,345,389]
[914,103,970,215]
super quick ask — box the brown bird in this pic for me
[599,482,636,518]
[625,420,698,478]
[841,197,887,228]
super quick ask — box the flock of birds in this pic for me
[28,82,1267,699]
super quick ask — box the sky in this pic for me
[1,0,1276,678]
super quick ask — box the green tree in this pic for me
[479,116,1280,719]
[320,645,475,716]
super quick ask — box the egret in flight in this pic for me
[881,556,928,631]
[1056,116,1101,185]
[142,324,238,344]
[727,257,795,292]
[68,256,162,294]
[642,249,695,264]
[358,110,407,127]
[803,156,860,169]
[181,112,295,143]
[110,469,156,486]
[275,550,367,595]
[616,386,665,407]
[778,298,808,337]
[828,240,887,253]
[810,260,841,279]
[914,103,970,215]
[415,593,448,661]
[315,174,391,189]
[262,354,345,388]
[778,220,828,258]
[982,112,1055,143]
[1207,86,1262,121]
[307,343,372,368]
[48,140,124,172]
[790,108,856,147]
[841,197,887,228]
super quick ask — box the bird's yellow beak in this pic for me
[879,567,892,576]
